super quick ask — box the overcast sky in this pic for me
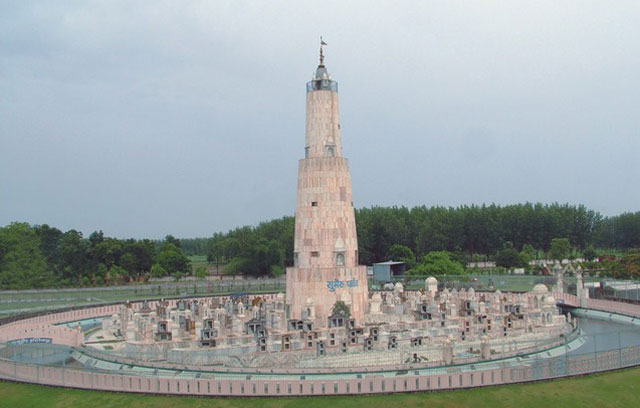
[1,1,639,239]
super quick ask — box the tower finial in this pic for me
[319,36,327,66]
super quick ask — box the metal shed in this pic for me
[372,260,407,282]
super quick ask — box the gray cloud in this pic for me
[1,1,639,238]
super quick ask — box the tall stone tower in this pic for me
[286,41,368,326]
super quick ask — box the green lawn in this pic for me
[2,367,640,408]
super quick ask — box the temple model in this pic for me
[90,42,572,371]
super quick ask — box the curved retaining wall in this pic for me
[0,293,640,396]
[2,345,640,397]
[554,292,640,317]
[0,324,83,348]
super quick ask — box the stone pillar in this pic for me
[481,336,491,360]
[576,267,588,307]
[442,339,454,365]
[554,262,564,294]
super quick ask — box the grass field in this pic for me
[2,366,640,408]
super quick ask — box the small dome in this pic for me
[394,282,404,292]
[545,296,556,305]
[426,277,438,285]
[533,284,548,294]
[314,65,329,80]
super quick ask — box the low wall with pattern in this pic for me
[2,345,640,397]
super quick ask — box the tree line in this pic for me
[1,203,639,289]
[0,223,191,289]
[194,203,639,277]
[355,203,606,264]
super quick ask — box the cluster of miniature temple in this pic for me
[94,49,570,369]
[98,279,570,368]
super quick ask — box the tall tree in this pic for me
[549,238,572,261]
[0,222,49,288]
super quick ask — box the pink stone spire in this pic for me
[286,44,369,326]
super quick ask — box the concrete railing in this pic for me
[1,304,121,328]
[2,344,640,396]
[585,298,640,317]
[0,356,523,396]
[554,291,640,318]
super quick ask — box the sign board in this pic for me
[7,337,53,345]
[327,278,358,292]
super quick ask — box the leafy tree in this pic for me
[107,265,127,284]
[157,242,190,278]
[620,249,640,278]
[522,244,537,260]
[221,233,284,277]
[207,234,226,274]
[583,246,597,262]
[331,300,351,318]
[519,250,532,267]
[270,264,284,276]
[92,238,123,268]
[58,229,89,284]
[223,257,251,275]
[165,235,182,248]
[386,244,416,268]
[247,238,284,277]
[549,238,572,261]
[471,253,488,263]
[495,242,528,269]
[89,230,104,247]
[34,224,63,271]
[95,263,108,284]
[120,253,137,279]
[195,266,208,279]
[0,222,49,288]
[409,251,465,276]
[150,263,167,278]
[121,239,155,280]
